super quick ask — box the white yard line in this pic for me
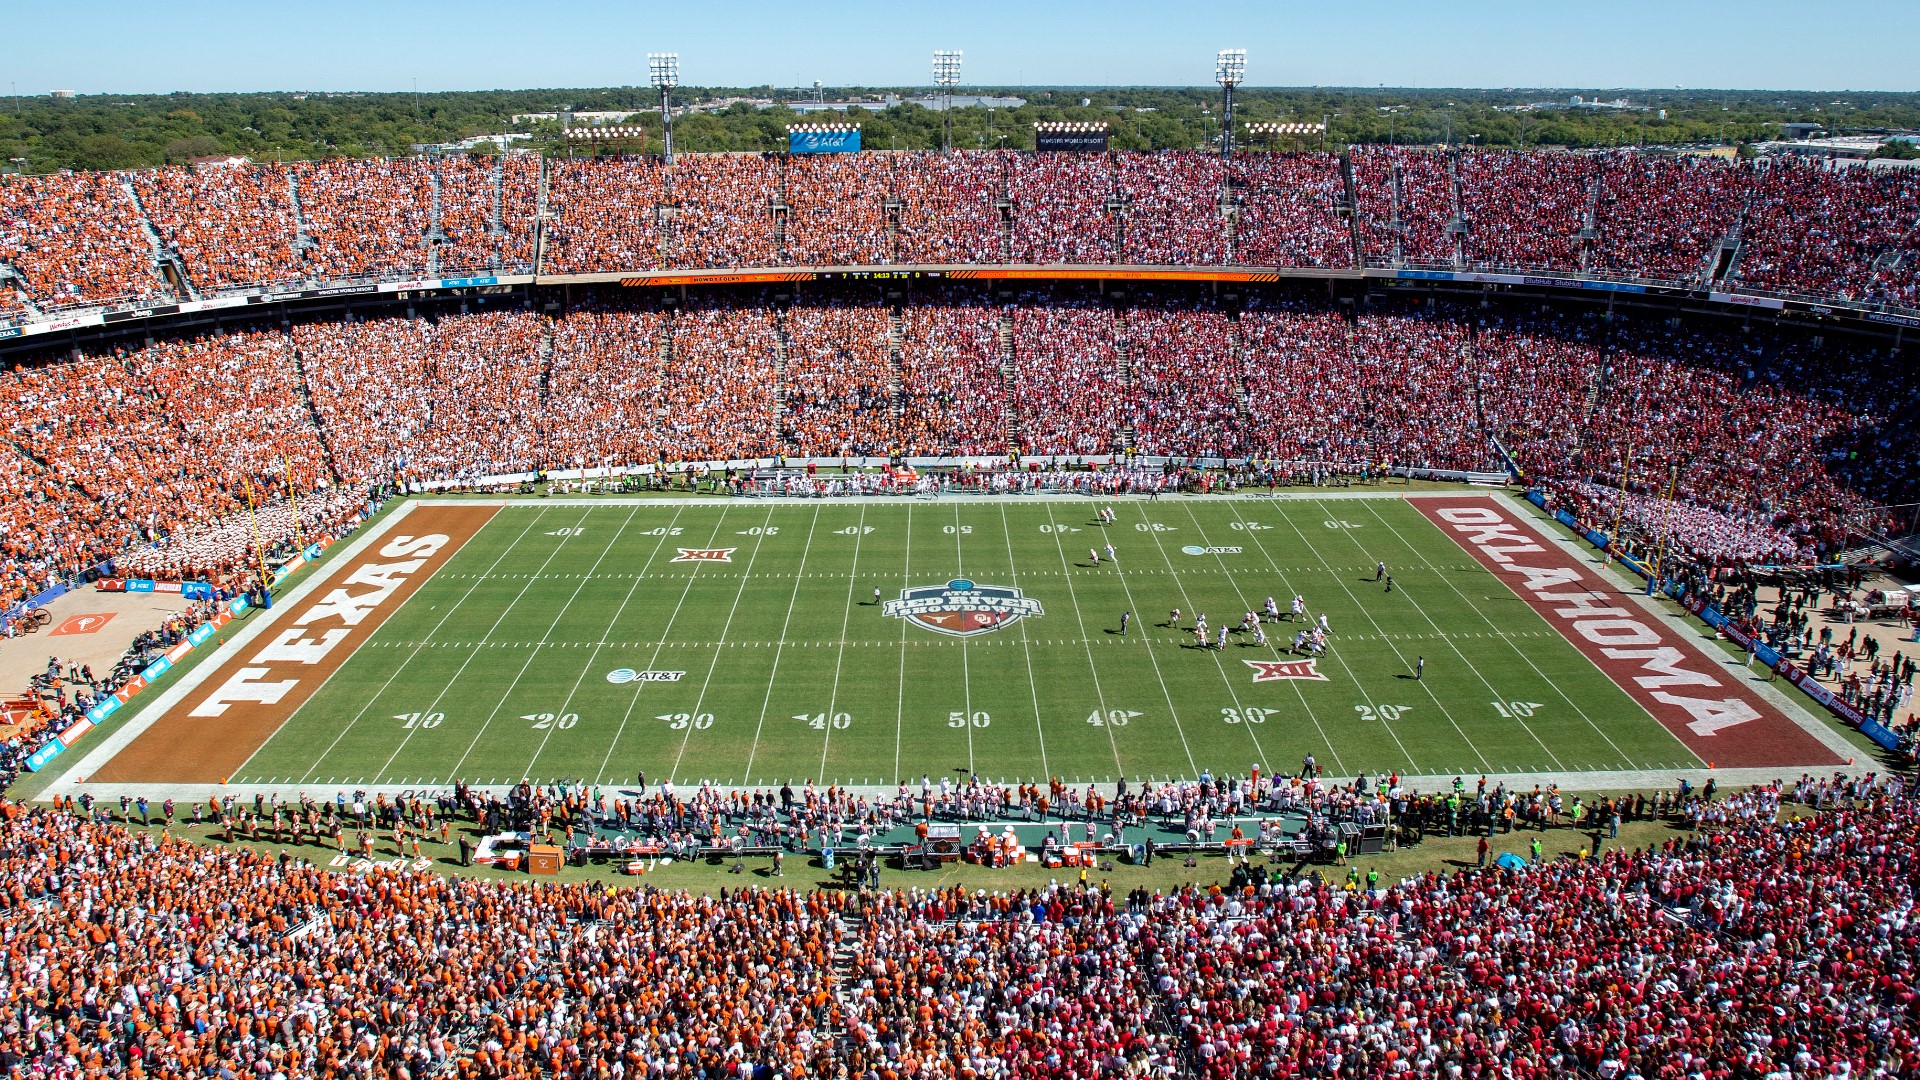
[1215,500,1414,773]
[1042,503,1190,778]
[670,508,782,782]
[1359,499,1636,766]
[435,510,632,782]
[818,505,868,779]
[1124,503,1281,773]
[953,505,976,777]
[592,507,737,785]
[1276,503,1501,774]
[999,504,1053,783]
[892,505,913,785]
[521,505,688,781]
[741,506,825,785]
[283,507,552,782]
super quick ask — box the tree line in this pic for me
[1,85,1916,173]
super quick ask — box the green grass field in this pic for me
[230,494,1702,788]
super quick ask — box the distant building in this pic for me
[1779,122,1825,140]
[189,155,250,168]
[50,89,75,99]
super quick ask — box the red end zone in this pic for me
[1415,496,1840,770]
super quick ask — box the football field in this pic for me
[209,492,1708,789]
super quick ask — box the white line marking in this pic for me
[436,510,623,781]
[672,507,782,782]
[523,504,687,780]
[286,507,550,782]
[818,505,867,779]
[741,506,824,784]
[999,503,1052,782]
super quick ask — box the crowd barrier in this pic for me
[1525,489,1904,752]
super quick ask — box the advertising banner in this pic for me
[789,129,861,154]
[24,739,65,772]
[1036,130,1110,152]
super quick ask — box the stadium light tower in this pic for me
[1215,49,1246,159]
[933,50,962,151]
[649,52,680,162]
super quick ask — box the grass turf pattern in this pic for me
[233,496,1698,788]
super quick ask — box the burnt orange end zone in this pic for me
[88,505,498,783]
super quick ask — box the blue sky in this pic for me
[6,1,1916,94]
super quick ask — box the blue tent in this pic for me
[1494,852,1528,871]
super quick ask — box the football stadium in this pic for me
[2,11,1919,1077]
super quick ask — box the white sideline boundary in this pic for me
[428,488,1498,508]
[43,501,425,791]
[47,764,1868,807]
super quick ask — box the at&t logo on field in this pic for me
[606,669,688,684]
[1181,545,1243,556]
[883,579,1044,638]
[672,548,736,563]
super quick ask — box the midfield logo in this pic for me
[672,548,736,563]
[883,579,1044,638]
[1246,658,1328,682]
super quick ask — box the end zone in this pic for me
[1415,494,1842,770]
[69,503,499,785]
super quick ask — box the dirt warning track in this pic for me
[87,505,498,783]
[1415,496,1840,770]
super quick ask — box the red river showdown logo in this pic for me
[672,548,736,563]
[1246,659,1328,682]
[883,579,1044,638]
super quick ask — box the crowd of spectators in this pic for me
[1118,152,1228,265]
[9,150,1920,316]
[661,297,781,460]
[1591,153,1751,284]
[1556,479,1813,565]
[894,151,1008,264]
[669,155,780,269]
[783,155,893,266]
[434,154,538,276]
[131,163,305,293]
[1126,301,1238,456]
[291,158,435,281]
[1351,147,1457,266]
[1010,297,1126,454]
[0,288,1910,614]
[1738,155,1920,306]
[0,170,170,312]
[541,157,667,274]
[1230,152,1355,269]
[781,300,896,455]
[0,772,1909,1076]
[297,311,547,484]
[1009,154,1120,264]
[896,298,1007,455]
[1458,150,1600,272]
[544,305,671,471]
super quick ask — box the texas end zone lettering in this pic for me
[191,534,449,717]
[87,504,498,784]
[1415,497,1838,769]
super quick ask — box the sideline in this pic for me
[50,763,1862,808]
[422,488,1501,509]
